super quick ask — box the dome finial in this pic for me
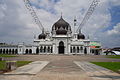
[79,28,82,34]
[61,12,63,18]
[42,28,45,34]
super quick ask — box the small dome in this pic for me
[56,27,67,35]
[38,32,46,39]
[77,33,85,39]
[77,30,85,39]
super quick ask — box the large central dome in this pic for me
[52,16,72,35]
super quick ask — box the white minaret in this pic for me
[74,17,77,34]
[73,17,78,39]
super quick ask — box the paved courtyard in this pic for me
[0,55,120,80]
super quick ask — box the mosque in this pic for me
[0,16,102,55]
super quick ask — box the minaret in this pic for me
[74,17,77,34]
[73,17,78,39]
[42,28,45,34]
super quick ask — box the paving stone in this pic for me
[74,61,120,80]
[5,61,49,75]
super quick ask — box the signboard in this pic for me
[89,41,101,46]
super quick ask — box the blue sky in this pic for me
[102,5,120,31]
[110,6,120,28]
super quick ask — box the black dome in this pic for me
[77,30,85,39]
[38,32,46,39]
[77,33,85,39]
[52,16,71,35]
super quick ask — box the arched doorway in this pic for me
[0,49,2,54]
[3,49,5,54]
[58,41,64,54]
[9,49,11,54]
[6,49,8,54]
[15,49,18,54]
[36,47,39,54]
[29,49,32,54]
[12,49,14,54]
[77,47,79,53]
[25,49,29,54]
[84,47,87,54]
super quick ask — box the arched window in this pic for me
[51,47,53,53]
[48,46,50,53]
[73,47,76,53]
[29,49,32,54]
[9,49,11,54]
[59,41,64,46]
[0,49,2,54]
[70,47,72,53]
[36,47,39,54]
[12,49,14,54]
[6,49,8,54]
[44,46,46,53]
[40,46,43,53]
[25,49,29,54]
[15,49,18,54]
[84,47,87,54]
[80,46,83,50]
[77,47,79,53]
[80,46,83,53]
[3,49,5,54]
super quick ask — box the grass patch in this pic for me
[0,61,32,70]
[0,61,6,70]
[107,55,120,59]
[91,62,120,73]
[0,54,17,57]
[17,61,32,67]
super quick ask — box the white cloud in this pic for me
[0,0,120,48]
[107,23,120,36]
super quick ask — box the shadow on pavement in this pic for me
[90,75,120,79]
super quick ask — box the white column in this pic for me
[53,44,56,54]
[87,46,90,54]
[68,44,70,54]
[32,46,36,54]
[75,46,77,54]
[46,46,48,54]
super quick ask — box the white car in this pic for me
[112,51,120,55]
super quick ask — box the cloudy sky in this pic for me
[0,0,120,48]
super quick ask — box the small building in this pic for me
[90,41,102,55]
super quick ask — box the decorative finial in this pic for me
[61,12,62,18]
[42,28,44,34]
[79,28,82,34]
[74,16,77,22]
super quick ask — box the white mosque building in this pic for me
[0,16,101,55]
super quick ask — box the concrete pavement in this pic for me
[0,55,120,80]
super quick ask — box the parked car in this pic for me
[104,50,120,55]
[112,51,120,55]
